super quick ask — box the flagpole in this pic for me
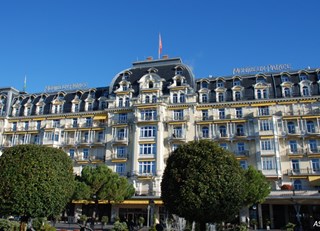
[158,33,162,59]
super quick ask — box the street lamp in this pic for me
[147,200,155,228]
[291,193,302,231]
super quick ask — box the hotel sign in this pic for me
[45,82,88,92]
[233,64,291,75]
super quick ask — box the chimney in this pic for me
[162,55,169,59]
[146,56,153,61]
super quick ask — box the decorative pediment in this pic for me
[253,82,270,89]
[214,87,227,93]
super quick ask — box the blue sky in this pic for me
[0,0,319,93]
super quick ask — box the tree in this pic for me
[0,145,75,222]
[243,165,270,206]
[161,140,253,230]
[74,165,135,219]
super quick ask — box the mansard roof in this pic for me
[109,57,195,96]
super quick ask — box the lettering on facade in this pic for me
[313,221,320,228]
[44,82,88,92]
[232,64,291,75]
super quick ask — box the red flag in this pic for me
[158,33,162,59]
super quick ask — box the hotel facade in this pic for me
[0,57,320,229]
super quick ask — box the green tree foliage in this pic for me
[161,140,268,230]
[75,165,135,203]
[0,145,75,218]
[243,165,271,206]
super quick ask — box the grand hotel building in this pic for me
[0,57,320,229]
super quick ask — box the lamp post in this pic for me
[92,194,98,229]
[291,189,302,231]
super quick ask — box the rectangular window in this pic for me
[262,157,275,170]
[74,103,79,112]
[53,119,60,128]
[220,143,227,150]
[173,110,184,120]
[291,159,300,173]
[258,106,269,116]
[86,117,92,127]
[69,149,75,159]
[239,160,248,169]
[219,109,225,119]
[24,121,29,130]
[139,143,156,155]
[289,140,298,153]
[98,132,104,142]
[202,110,208,120]
[118,113,127,123]
[73,118,78,128]
[37,121,41,130]
[140,126,157,138]
[261,139,272,150]
[116,163,126,175]
[83,149,89,160]
[141,110,157,121]
[237,142,245,152]
[312,159,320,171]
[12,122,17,131]
[117,146,127,158]
[173,126,183,138]
[259,120,271,131]
[309,139,318,152]
[139,161,155,175]
[235,108,242,118]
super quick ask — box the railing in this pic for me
[135,115,159,122]
[234,150,249,156]
[166,115,190,121]
[286,168,320,176]
[111,153,129,160]
[286,148,304,155]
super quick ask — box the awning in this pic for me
[308,176,320,186]
[93,115,107,120]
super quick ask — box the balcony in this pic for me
[195,115,213,122]
[74,155,105,164]
[109,118,132,126]
[234,150,249,157]
[112,136,129,144]
[306,148,320,157]
[286,148,304,157]
[286,168,320,176]
[111,153,128,162]
[135,115,159,123]
[166,115,190,122]
[169,133,186,142]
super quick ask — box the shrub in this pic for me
[112,221,128,231]
[101,216,109,224]
[0,219,12,231]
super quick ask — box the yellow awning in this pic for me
[308,176,320,186]
[93,115,107,120]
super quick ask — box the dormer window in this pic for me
[256,76,266,83]
[256,89,268,99]
[73,103,80,112]
[217,82,224,88]
[299,73,308,81]
[123,85,128,91]
[201,82,208,89]
[149,81,154,88]
[281,75,289,82]
[202,94,208,103]
[233,79,241,86]
[176,79,182,86]
[235,91,241,101]
[118,98,123,107]
[284,87,291,97]
[123,73,129,80]
[87,102,93,111]
[125,97,130,107]
[218,93,224,102]
[175,68,183,76]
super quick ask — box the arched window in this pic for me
[219,125,227,137]
[257,89,262,99]
[293,179,302,190]
[307,121,315,133]
[202,126,209,138]
[302,86,310,96]
[235,92,241,101]
[149,81,154,88]
[263,89,268,98]
[152,95,157,103]
[118,98,123,107]
[172,94,178,103]
[145,96,150,103]
[202,94,208,103]
[125,97,130,107]
[180,93,185,103]
[233,79,241,86]
[218,93,224,102]
[284,88,291,97]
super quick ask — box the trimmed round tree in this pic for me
[161,140,247,230]
[0,144,75,219]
